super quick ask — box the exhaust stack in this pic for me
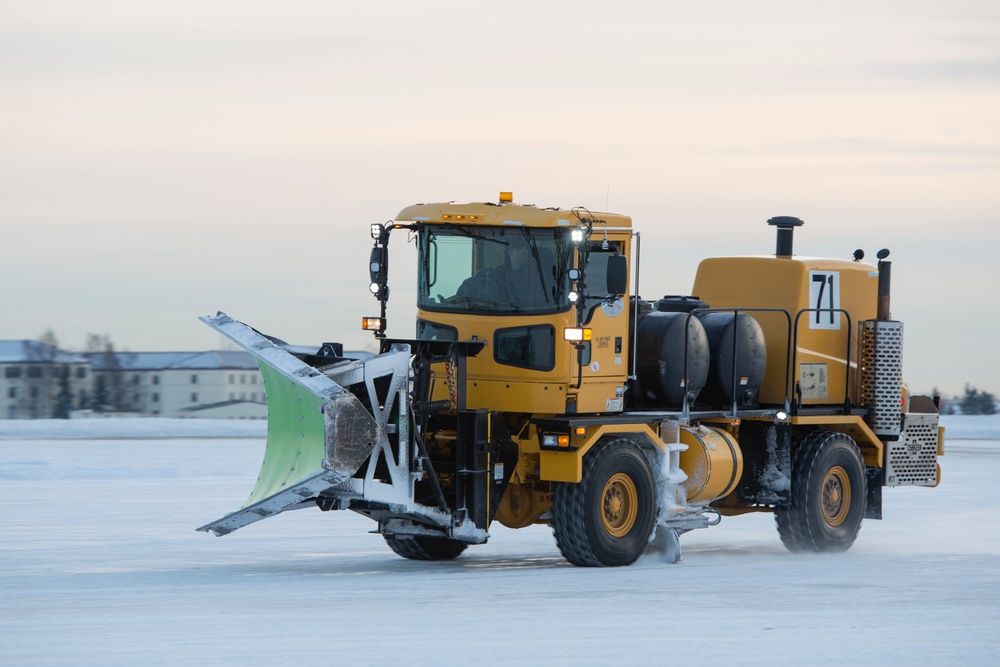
[876,249,892,320]
[767,216,804,258]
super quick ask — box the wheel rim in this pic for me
[602,473,638,537]
[822,466,851,527]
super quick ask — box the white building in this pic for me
[0,341,267,419]
[0,341,92,419]
[87,351,266,419]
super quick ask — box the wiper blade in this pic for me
[518,226,551,304]
[443,223,508,245]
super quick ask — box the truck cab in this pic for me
[397,199,633,415]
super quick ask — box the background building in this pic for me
[0,342,265,419]
[86,351,265,419]
[0,340,92,419]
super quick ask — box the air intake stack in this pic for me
[767,216,804,257]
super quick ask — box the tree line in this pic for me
[940,385,998,416]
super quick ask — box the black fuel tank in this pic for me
[695,312,767,408]
[634,310,710,407]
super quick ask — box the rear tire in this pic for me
[775,430,866,553]
[384,534,468,561]
[552,440,657,567]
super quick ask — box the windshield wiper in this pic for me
[443,223,509,246]
[518,226,551,304]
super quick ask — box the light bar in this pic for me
[441,213,481,221]
[362,317,385,331]
[563,327,593,342]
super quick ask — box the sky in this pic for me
[1,0,998,396]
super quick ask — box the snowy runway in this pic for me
[1,422,998,666]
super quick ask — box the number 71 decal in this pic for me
[809,270,840,330]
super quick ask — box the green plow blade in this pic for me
[196,313,389,536]
[243,363,326,507]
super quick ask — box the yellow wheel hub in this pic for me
[822,466,851,527]
[602,473,638,537]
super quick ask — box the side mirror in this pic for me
[370,246,387,285]
[369,245,389,301]
[606,255,628,295]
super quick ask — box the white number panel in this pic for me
[808,270,841,330]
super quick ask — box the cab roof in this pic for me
[395,200,632,229]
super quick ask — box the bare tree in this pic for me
[20,330,62,418]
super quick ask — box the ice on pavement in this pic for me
[0,415,997,666]
[0,417,266,440]
[1,413,993,440]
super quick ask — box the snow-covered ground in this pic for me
[1,416,998,666]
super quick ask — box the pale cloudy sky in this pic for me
[2,0,998,395]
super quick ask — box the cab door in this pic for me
[574,243,630,413]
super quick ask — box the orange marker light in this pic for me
[362,317,384,331]
[563,327,593,342]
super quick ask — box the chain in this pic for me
[445,355,458,407]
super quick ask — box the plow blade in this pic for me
[197,313,398,536]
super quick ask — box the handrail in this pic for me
[790,308,854,415]
[680,307,793,419]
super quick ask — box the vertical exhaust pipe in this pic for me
[767,216,804,257]
[876,249,892,320]
[861,247,902,439]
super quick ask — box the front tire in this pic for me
[552,440,657,567]
[775,430,867,552]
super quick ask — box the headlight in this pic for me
[563,327,592,342]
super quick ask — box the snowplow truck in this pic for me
[199,193,943,566]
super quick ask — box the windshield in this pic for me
[418,225,573,315]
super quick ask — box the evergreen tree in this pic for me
[86,334,123,412]
[960,385,997,415]
[53,366,73,419]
